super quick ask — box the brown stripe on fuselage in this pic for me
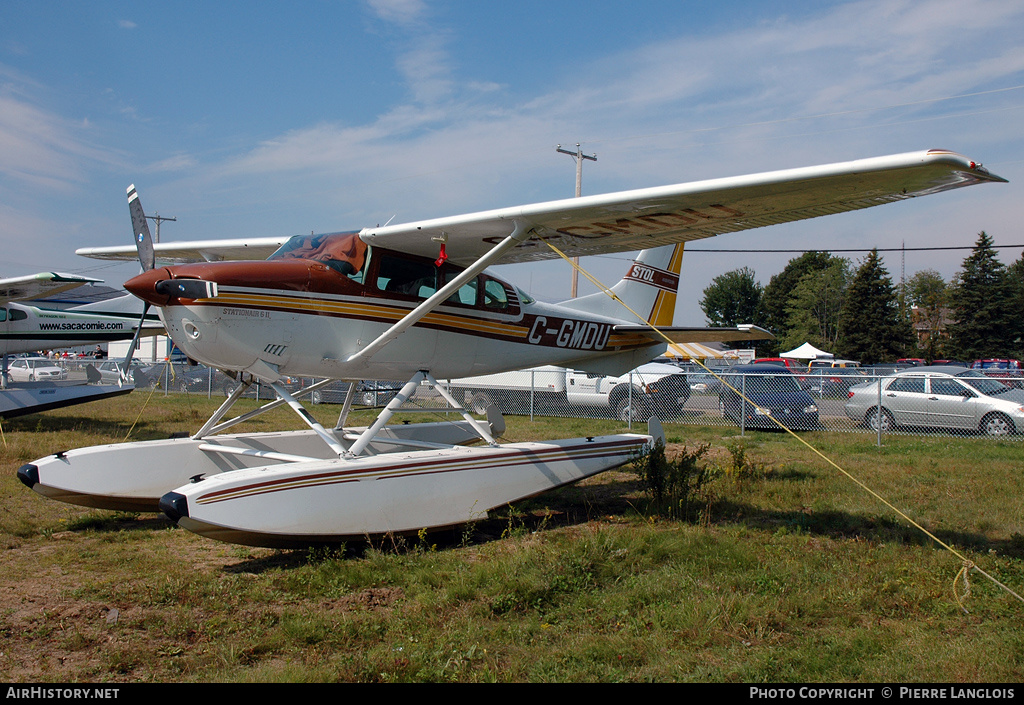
[140,258,655,352]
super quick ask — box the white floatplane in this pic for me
[0,272,162,419]
[18,149,1005,547]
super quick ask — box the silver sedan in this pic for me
[845,366,1024,436]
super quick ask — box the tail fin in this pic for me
[558,243,684,325]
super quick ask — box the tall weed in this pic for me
[631,440,716,521]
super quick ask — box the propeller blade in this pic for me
[127,184,155,272]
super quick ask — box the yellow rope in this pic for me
[123,359,171,442]
[545,240,1024,608]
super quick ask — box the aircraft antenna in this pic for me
[556,143,597,298]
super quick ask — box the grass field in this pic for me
[1,392,1022,683]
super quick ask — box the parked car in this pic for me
[88,360,159,386]
[897,358,927,366]
[717,364,820,431]
[860,362,914,377]
[168,364,233,394]
[306,380,404,407]
[804,358,865,396]
[751,357,803,371]
[219,372,304,400]
[971,359,1024,388]
[686,371,724,395]
[5,357,67,383]
[447,362,690,421]
[844,366,1024,436]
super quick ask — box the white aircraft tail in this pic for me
[557,244,684,326]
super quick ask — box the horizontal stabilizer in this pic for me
[614,324,774,343]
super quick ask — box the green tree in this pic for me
[946,232,1013,360]
[699,267,763,327]
[779,256,850,353]
[835,250,914,364]
[757,252,837,355]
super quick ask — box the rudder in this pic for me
[558,243,684,325]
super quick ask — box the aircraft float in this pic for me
[17,149,1005,547]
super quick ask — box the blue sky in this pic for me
[2,0,1023,325]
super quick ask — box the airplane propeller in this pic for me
[118,184,155,385]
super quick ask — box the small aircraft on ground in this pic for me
[18,149,1006,547]
[0,273,162,419]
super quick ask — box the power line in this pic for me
[685,244,1024,253]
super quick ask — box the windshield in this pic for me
[268,232,368,278]
[741,373,802,395]
[976,360,1017,370]
[955,370,1013,395]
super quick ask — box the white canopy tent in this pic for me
[780,342,833,359]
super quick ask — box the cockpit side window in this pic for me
[482,278,509,310]
[369,252,521,315]
[375,255,438,298]
[440,269,479,306]
[268,232,368,281]
[0,308,6,322]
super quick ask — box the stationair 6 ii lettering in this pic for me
[18,149,1005,547]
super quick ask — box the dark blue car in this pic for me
[718,364,820,431]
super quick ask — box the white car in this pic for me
[6,357,68,383]
[845,366,1024,436]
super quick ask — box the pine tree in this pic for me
[946,232,1013,360]
[835,249,914,363]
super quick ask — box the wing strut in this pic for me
[345,220,534,365]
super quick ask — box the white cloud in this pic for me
[365,0,428,27]
[0,92,99,190]
[13,1,1022,320]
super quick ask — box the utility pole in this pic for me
[144,212,176,364]
[146,212,177,243]
[556,143,596,297]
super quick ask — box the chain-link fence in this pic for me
[105,359,1024,444]
[432,366,1024,444]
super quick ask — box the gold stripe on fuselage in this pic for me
[192,288,652,350]
[209,289,529,340]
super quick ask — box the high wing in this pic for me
[0,272,103,306]
[363,149,1004,267]
[76,149,1004,267]
[75,237,288,264]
